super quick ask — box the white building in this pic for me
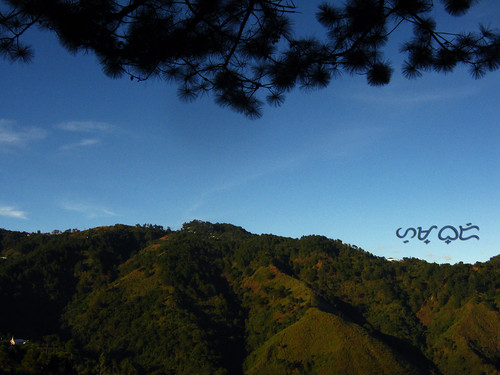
[10,337,28,345]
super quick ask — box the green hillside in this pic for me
[0,221,499,374]
[246,308,422,375]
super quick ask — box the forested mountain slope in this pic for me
[0,221,499,374]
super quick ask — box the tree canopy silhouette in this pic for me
[1,0,499,117]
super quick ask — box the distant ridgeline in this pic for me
[0,221,499,375]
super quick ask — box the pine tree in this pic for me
[1,0,498,117]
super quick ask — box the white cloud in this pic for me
[55,121,114,151]
[60,201,118,218]
[60,138,101,150]
[0,206,28,219]
[56,121,112,133]
[0,119,47,149]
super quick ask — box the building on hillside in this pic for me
[10,337,28,345]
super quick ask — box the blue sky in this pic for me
[1,1,499,264]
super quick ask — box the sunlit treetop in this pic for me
[1,0,499,117]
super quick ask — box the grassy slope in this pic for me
[427,300,500,375]
[241,265,431,375]
[246,307,423,375]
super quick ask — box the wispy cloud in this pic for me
[299,124,388,164]
[184,123,387,219]
[0,206,28,219]
[55,120,114,151]
[0,119,46,149]
[60,201,118,218]
[375,246,393,251]
[55,121,113,133]
[347,86,477,105]
[183,157,301,218]
[60,138,101,151]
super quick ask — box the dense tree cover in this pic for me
[0,221,499,374]
[0,225,167,339]
[1,0,499,117]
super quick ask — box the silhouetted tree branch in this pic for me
[1,0,499,117]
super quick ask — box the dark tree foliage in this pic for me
[1,0,499,117]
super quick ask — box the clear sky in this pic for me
[1,1,499,264]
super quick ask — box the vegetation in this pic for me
[1,221,499,374]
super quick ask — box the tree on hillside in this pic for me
[1,0,499,117]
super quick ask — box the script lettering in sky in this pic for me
[396,223,480,245]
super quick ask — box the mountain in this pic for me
[0,221,499,374]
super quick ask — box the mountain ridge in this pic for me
[0,221,499,374]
